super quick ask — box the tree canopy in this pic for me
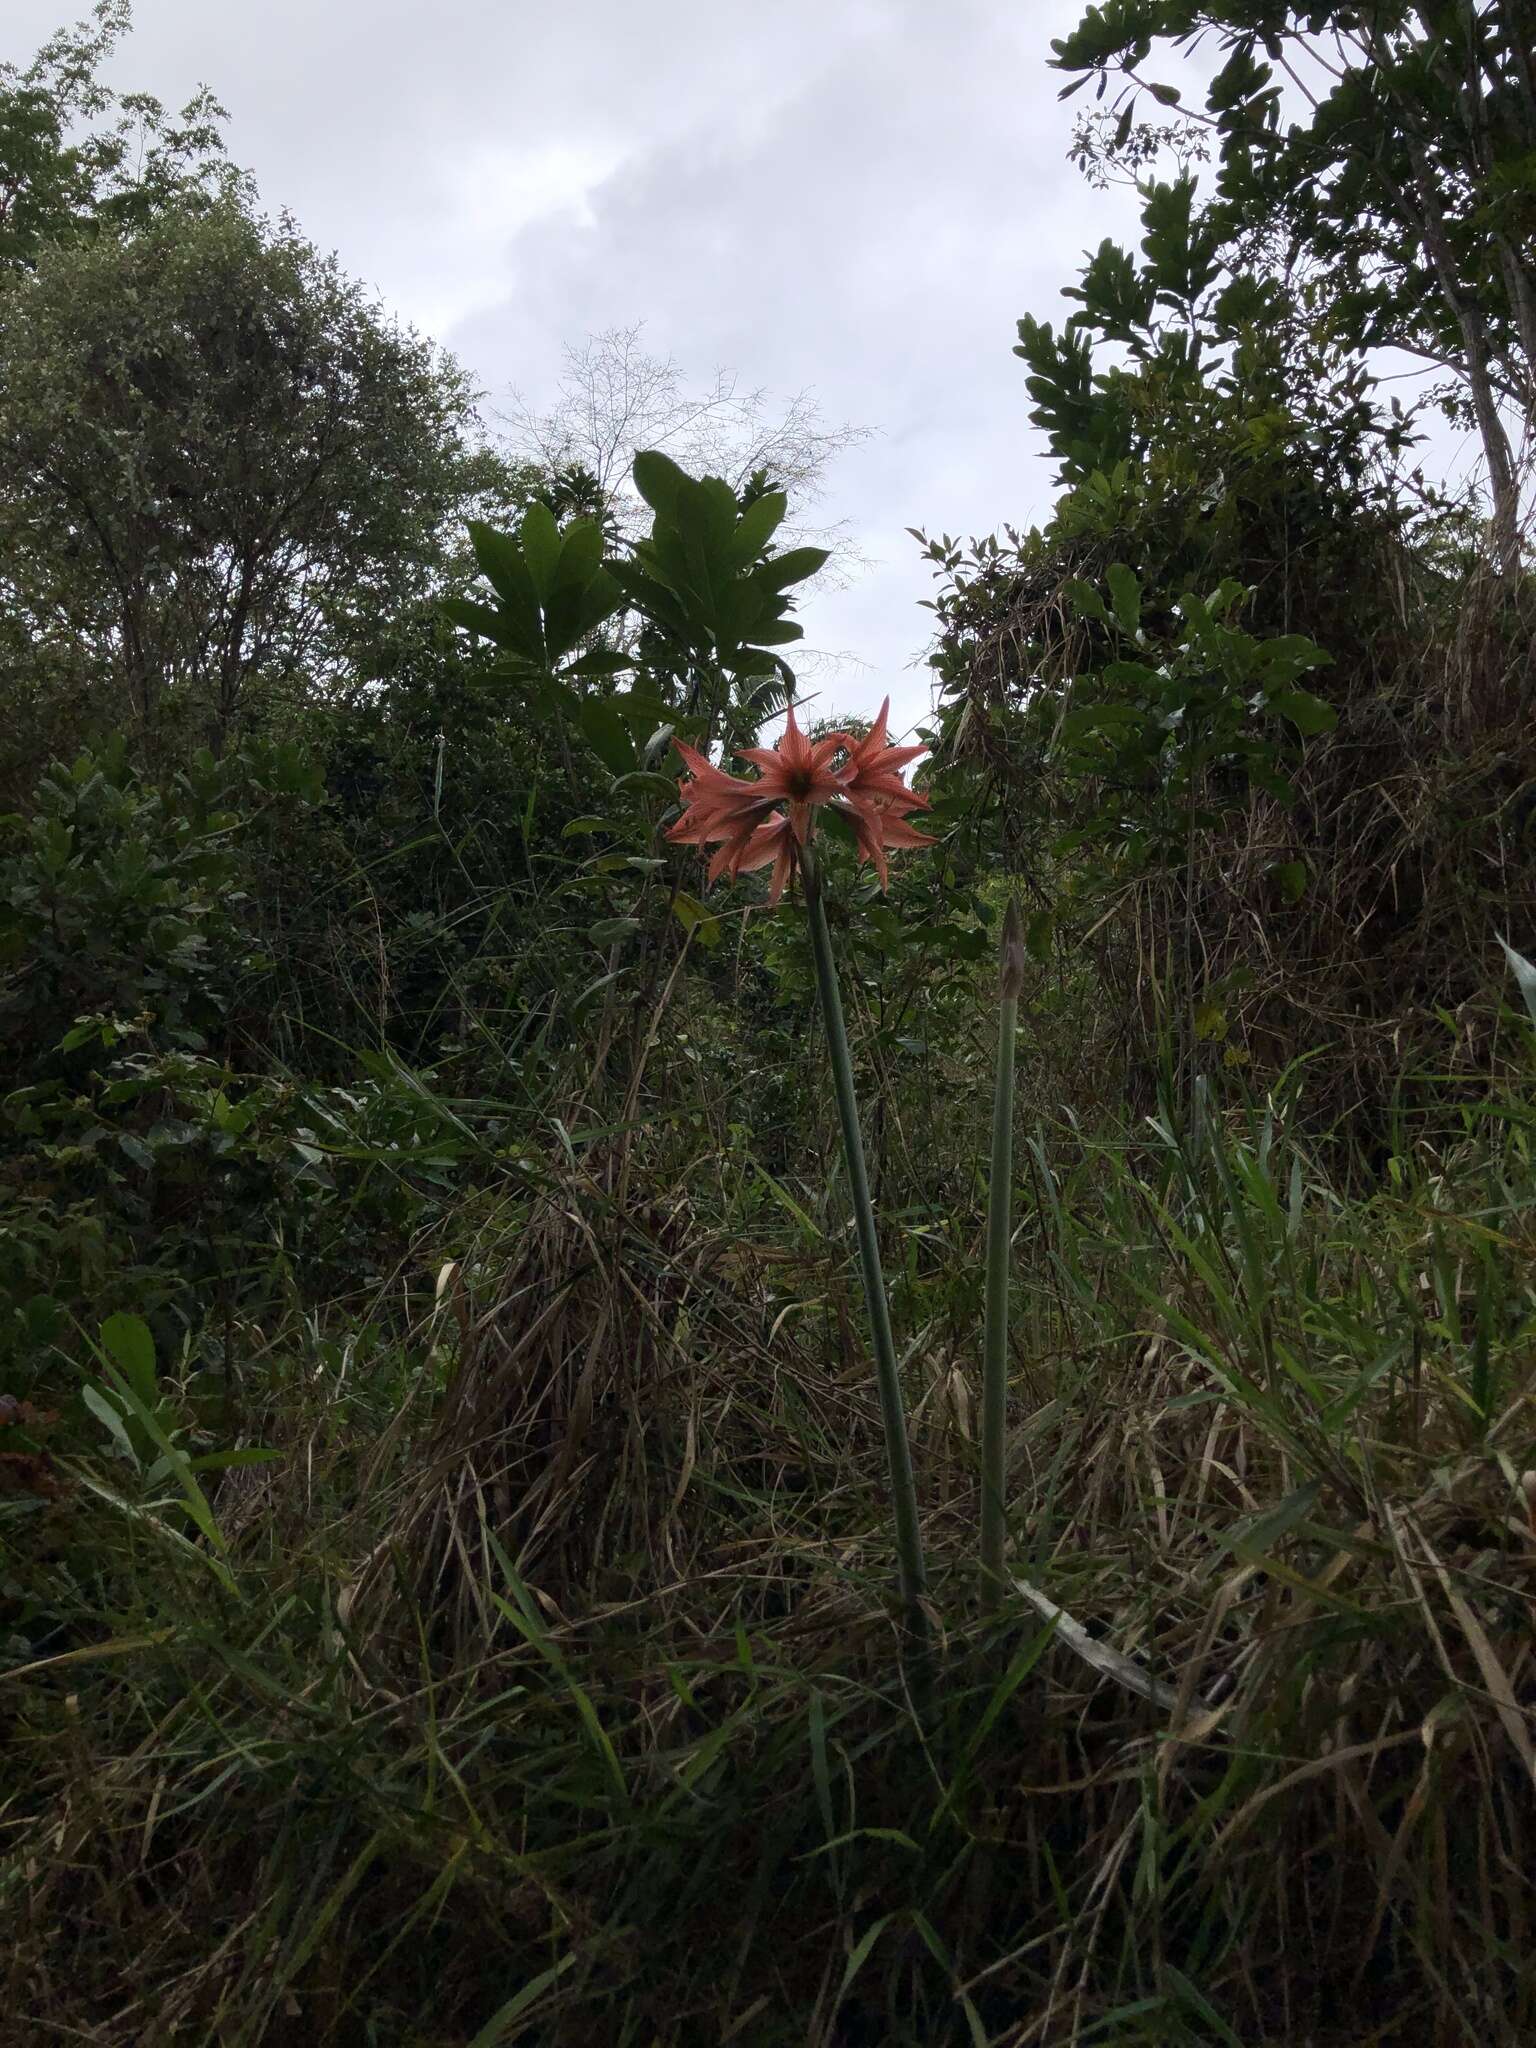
[1053,0,1535,571]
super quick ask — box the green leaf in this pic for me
[1254,633,1330,681]
[731,490,788,562]
[1222,1479,1322,1561]
[672,892,721,949]
[611,771,678,800]
[101,1311,158,1408]
[561,816,614,839]
[1025,909,1054,962]
[577,699,637,776]
[185,1447,281,1474]
[1105,561,1141,635]
[467,521,542,635]
[1064,578,1109,624]
[1499,937,1536,1027]
[465,1953,577,2046]
[1194,1000,1228,1042]
[1272,689,1337,735]
[755,546,829,593]
[440,597,508,644]
[564,649,631,678]
[82,1381,138,1464]
[1271,859,1307,904]
[518,502,562,601]
[587,916,641,947]
[551,514,604,595]
[548,564,623,659]
[632,449,691,520]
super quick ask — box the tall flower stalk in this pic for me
[981,896,1026,1608]
[800,843,929,1647]
[668,701,933,1647]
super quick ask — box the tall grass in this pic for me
[5,1059,1536,2044]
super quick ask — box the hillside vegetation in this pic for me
[2,5,1534,2043]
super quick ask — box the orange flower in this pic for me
[843,796,938,891]
[667,697,934,902]
[666,702,845,903]
[835,697,930,811]
[832,697,935,888]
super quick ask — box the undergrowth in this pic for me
[5,1063,1534,2046]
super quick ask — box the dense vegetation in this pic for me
[2,5,1533,2042]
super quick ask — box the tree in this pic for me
[0,1,238,277]
[503,324,869,573]
[0,199,509,755]
[1052,0,1535,574]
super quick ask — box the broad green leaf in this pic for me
[1254,633,1330,681]
[731,490,788,562]
[1272,689,1337,735]
[1271,859,1307,903]
[611,771,678,800]
[518,502,561,601]
[553,516,604,590]
[1105,561,1141,635]
[467,521,542,638]
[564,648,631,679]
[632,449,691,520]
[82,1380,137,1463]
[587,916,641,946]
[101,1311,157,1408]
[547,565,623,660]
[672,892,721,949]
[1026,909,1054,963]
[754,546,829,593]
[1063,577,1109,623]
[577,699,637,776]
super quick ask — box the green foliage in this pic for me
[1,13,1533,2044]
[1051,0,1535,571]
[0,1,238,277]
[0,741,273,1072]
[0,196,505,762]
[1048,566,1333,880]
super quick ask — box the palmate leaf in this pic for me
[467,520,541,626]
[619,453,827,674]
[454,514,621,672]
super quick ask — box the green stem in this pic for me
[981,897,1025,1609]
[801,848,929,1648]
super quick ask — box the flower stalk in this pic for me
[801,845,929,1651]
[981,896,1026,1608]
[666,703,935,1659]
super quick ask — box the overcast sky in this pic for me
[9,1,1151,734]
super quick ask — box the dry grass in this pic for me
[6,1075,1533,2045]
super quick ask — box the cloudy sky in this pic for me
[9,0,1151,732]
